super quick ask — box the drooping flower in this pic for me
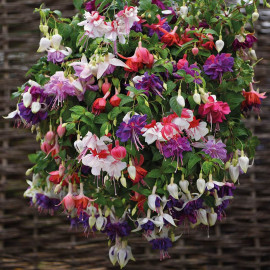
[44,71,76,108]
[116,114,147,150]
[160,26,182,48]
[186,117,209,141]
[203,139,227,161]
[134,72,164,98]
[128,155,148,185]
[198,96,231,124]
[241,83,266,115]
[203,53,234,83]
[145,15,171,39]
[161,135,192,165]
[232,34,257,51]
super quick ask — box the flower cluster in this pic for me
[6,0,268,268]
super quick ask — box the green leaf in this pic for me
[170,96,183,117]
[118,94,133,106]
[95,113,108,124]
[73,0,83,10]
[108,107,121,120]
[147,169,161,178]
[100,122,111,136]
[70,105,86,115]
[202,194,215,208]
[202,161,213,175]
[164,62,173,74]
[188,154,201,171]
[84,91,97,107]
[28,153,38,163]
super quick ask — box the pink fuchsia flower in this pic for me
[92,97,107,115]
[186,117,209,141]
[177,54,188,69]
[44,71,76,108]
[58,183,75,212]
[198,96,231,124]
[111,140,127,161]
[203,53,234,83]
[106,159,127,178]
[142,121,165,145]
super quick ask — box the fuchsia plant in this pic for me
[5,0,269,268]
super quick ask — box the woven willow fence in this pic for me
[0,1,270,269]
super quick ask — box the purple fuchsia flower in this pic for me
[44,71,76,108]
[116,114,147,150]
[131,21,143,32]
[161,135,192,166]
[203,139,227,161]
[35,193,61,215]
[141,220,155,232]
[150,238,172,260]
[104,221,131,241]
[232,34,257,51]
[18,84,50,125]
[134,72,164,98]
[203,53,234,83]
[47,50,66,64]
[84,0,96,12]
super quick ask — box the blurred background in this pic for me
[0,1,270,269]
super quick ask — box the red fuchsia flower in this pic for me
[111,140,127,161]
[160,26,182,48]
[130,191,146,213]
[110,94,121,107]
[92,91,110,115]
[49,164,65,185]
[74,183,94,214]
[241,83,266,114]
[177,54,188,69]
[199,96,231,126]
[128,155,148,185]
[144,15,170,35]
[118,41,154,72]
[58,183,75,212]
[180,29,193,44]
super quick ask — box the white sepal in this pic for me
[37,37,51,52]
[23,92,32,108]
[31,102,41,114]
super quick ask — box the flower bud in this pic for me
[179,175,189,194]
[51,34,62,50]
[37,37,51,52]
[215,37,224,53]
[192,46,199,56]
[128,165,136,180]
[180,6,188,18]
[43,25,49,35]
[45,131,55,144]
[177,92,185,107]
[54,184,62,194]
[196,173,206,194]
[208,212,217,226]
[31,102,41,114]
[57,124,66,138]
[120,175,127,188]
[252,10,259,22]
[248,49,257,61]
[111,140,126,160]
[229,165,240,183]
[239,151,249,173]
[23,91,32,108]
[25,168,33,176]
[102,79,111,95]
[198,209,208,225]
[193,90,201,105]
[110,94,121,107]
[167,176,179,199]
[88,215,96,229]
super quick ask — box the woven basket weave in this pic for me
[0,1,270,269]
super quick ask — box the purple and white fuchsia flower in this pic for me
[44,71,76,108]
[38,33,72,64]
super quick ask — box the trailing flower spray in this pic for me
[5,0,268,267]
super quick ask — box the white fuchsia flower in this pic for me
[116,241,135,269]
[186,117,209,141]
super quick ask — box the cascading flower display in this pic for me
[5,0,268,267]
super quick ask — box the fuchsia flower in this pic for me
[160,26,182,48]
[241,83,266,114]
[44,71,76,108]
[203,53,234,83]
[111,140,127,161]
[59,183,75,212]
[199,96,231,124]
[145,15,171,38]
